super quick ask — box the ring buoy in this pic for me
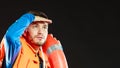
[43,34,68,68]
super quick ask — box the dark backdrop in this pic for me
[0,0,120,68]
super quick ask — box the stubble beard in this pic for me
[31,37,47,46]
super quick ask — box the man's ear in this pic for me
[23,29,28,37]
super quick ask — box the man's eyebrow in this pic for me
[44,24,48,26]
[31,21,41,25]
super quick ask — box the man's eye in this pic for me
[33,25,38,28]
[43,26,48,29]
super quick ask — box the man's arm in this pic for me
[1,13,35,67]
[5,13,35,41]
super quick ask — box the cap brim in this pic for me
[32,20,52,24]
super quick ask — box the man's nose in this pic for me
[38,27,43,34]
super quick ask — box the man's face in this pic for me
[25,21,48,46]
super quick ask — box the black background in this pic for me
[0,0,120,68]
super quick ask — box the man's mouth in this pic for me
[36,36,44,40]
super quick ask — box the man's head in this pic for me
[28,10,48,19]
[23,10,52,49]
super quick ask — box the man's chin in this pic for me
[34,39,46,46]
[36,41,45,46]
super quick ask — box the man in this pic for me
[0,10,68,68]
